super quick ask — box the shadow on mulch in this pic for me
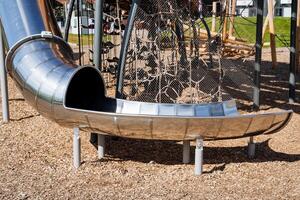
[222,58,300,113]
[88,137,300,174]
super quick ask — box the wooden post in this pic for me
[222,0,230,42]
[261,0,277,68]
[268,0,277,69]
[262,16,269,40]
[262,0,275,41]
[229,0,237,38]
[212,1,217,33]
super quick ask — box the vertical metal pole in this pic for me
[183,140,190,164]
[195,137,203,175]
[90,0,104,147]
[116,0,141,98]
[0,28,9,123]
[93,0,104,70]
[253,0,264,110]
[97,134,105,159]
[64,0,76,41]
[251,3,263,157]
[77,0,82,66]
[289,0,298,103]
[198,0,213,68]
[248,136,255,158]
[73,127,81,169]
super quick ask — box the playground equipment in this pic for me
[0,0,294,175]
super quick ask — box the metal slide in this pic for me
[0,0,292,141]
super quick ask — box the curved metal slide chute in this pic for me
[0,0,292,141]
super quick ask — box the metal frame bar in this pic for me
[76,0,82,66]
[253,0,264,109]
[116,0,141,98]
[90,0,105,154]
[0,27,9,123]
[93,0,104,70]
[198,0,213,68]
[289,0,298,103]
[63,0,76,41]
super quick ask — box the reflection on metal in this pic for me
[64,99,292,140]
[0,0,293,142]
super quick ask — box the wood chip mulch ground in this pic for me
[0,48,299,199]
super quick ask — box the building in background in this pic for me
[56,0,95,35]
[277,0,292,17]
[235,0,292,17]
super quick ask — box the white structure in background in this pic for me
[68,3,95,35]
[280,0,292,17]
[236,0,255,17]
[56,0,95,35]
[235,0,292,17]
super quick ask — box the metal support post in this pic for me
[183,140,190,164]
[195,137,204,175]
[116,0,141,98]
[63,0,76,41]
[253,0,264,110]
[97,134,105,159]
[93,0,104,70]
[0,27,9,123]
[73,127,81,169]
[289,0,298,103]
[90,0,104,147]
[248,136,256,158]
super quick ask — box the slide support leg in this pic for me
[73,127,81,169]
[98,134,105,159]
[248,136,256,158]
[183,140,190,164]
[195,137,204,175]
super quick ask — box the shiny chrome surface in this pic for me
[0,0,293,141]
[0,0,101,122]
[63,100,292,140]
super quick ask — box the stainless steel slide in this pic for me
[0,0,292,141]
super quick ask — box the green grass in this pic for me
[68,34,112,46]
[68,17,291,47]
[203,17,291,47]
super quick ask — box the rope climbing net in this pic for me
[119,0,255,104]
